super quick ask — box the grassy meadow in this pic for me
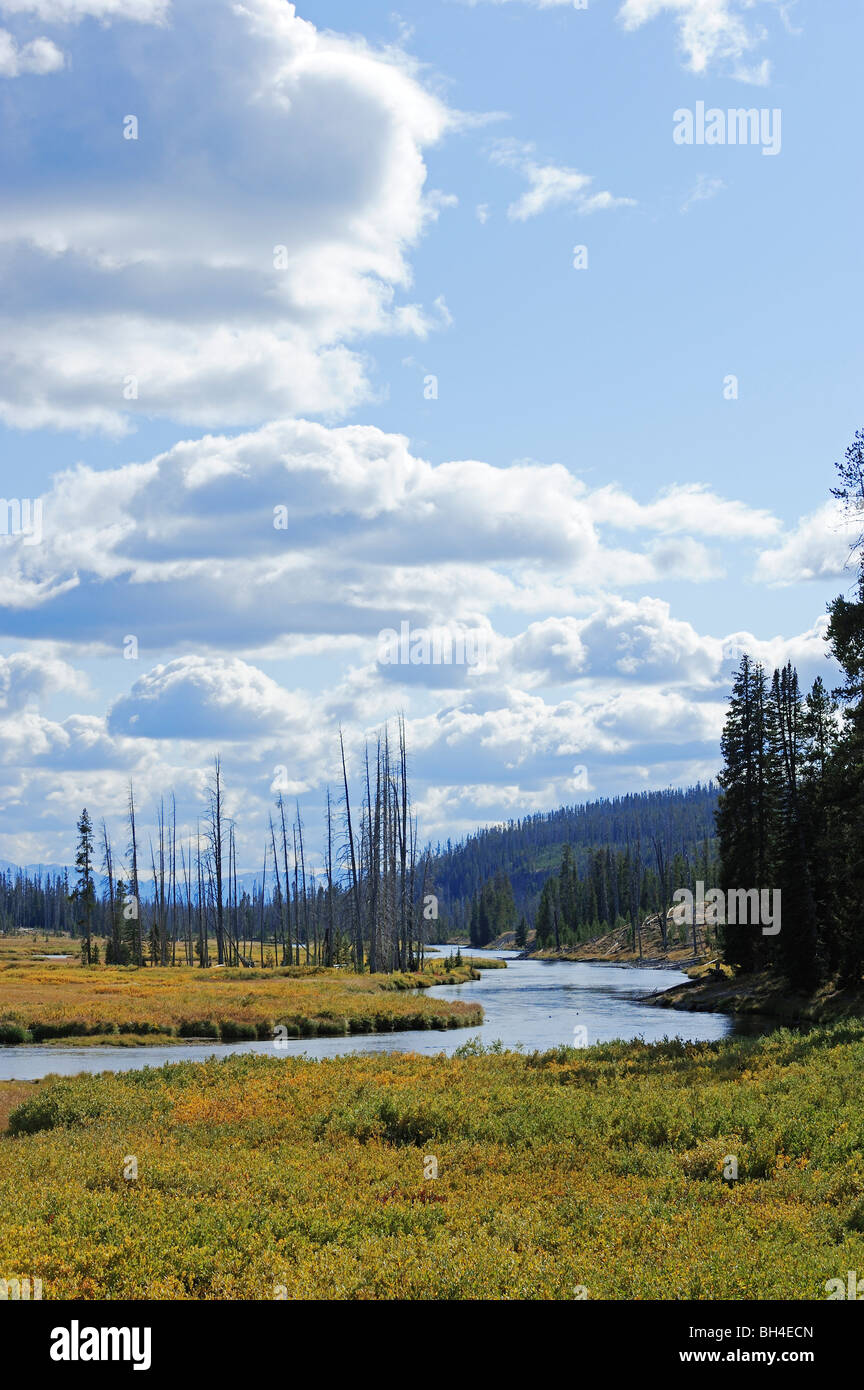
[0,936,486,1044]
[1,1022,863,1298]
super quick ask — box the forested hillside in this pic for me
[428,785,720,941]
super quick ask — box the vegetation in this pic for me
[715,432,864,992]
[433,784,720,938]
[0,938,484,1044]
[1,720,439,977]
[2,1023,863,1298]
[469,872,517,947]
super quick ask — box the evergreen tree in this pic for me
[824,431,864,984]
[716,657,778,972]
[106,879,133,965]
[535,878,558,949]
[770,663,818,987]
[70,808,96,965]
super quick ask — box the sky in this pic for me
[0,0,861,872]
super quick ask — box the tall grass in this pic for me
[0,943,484,1043]
[1,1021,863,1298]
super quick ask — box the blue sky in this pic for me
[0,0,860,871]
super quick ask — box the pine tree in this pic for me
[535,878,558,949]
[716,657,779,972]
[106,880,133,965]
[469,896,481,948]
[770,663,818,987]
[70,808,96,966]
[824,432,864,984]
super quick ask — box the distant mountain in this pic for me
[0,859,113,898]
[0,858,269,903]
[0,859,71,881]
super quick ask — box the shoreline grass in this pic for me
[1,1021,863,1298]
[0,938,488,1046]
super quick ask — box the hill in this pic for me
[427,784,720,938]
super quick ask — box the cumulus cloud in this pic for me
[0,396,835,863]
[0,595,838,860]
[0,0,453,431]
[754,502,858,586]
[588,481,780,540]
[107,656,316,741]
[0,26,62,73]
[0,418,786,652]
[0,650,87,711]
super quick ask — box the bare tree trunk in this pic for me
[277,797,294,965]
[270,814,287,965]
[398,717,409,971]
[169,795,177,966]
[208,757,225,964]
[259,842,267,967]
[196,825,209,968]
[128,783,142,966]
[340,729,364,971]
[325,788,335,966]
[652,831,670,952]
[295,802,313,964]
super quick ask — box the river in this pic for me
[0,949,756,1081]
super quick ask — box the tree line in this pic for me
[460,787,719,950]
[716,432,864,989]
[432,784,720,935]
[13,720,437,975]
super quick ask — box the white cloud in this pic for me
[754,501,858,585]
[617,0,781,77]
[0,418,786,653]
[0,0,168,22]
[680,174,725,213]
[721,616,832,690]
[0,651,87,711]
[0,405,825,864]
[107,656,317,741]
[0,0,453,431]
[0,599,837,860]
[0,26,62,73]
[491,140,634,221]
[732,56,772,85]
[464,0,786,81]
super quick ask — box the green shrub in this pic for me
[177,1020,220,1039]
[0,1022,29,1045]
[30,1020,89,1041]
[219,1020,258,1042]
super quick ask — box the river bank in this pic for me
[0,941,488,1048]
[0,950,746,1081]
[643,968,864,1023]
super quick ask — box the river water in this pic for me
[0,949,757,1081]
